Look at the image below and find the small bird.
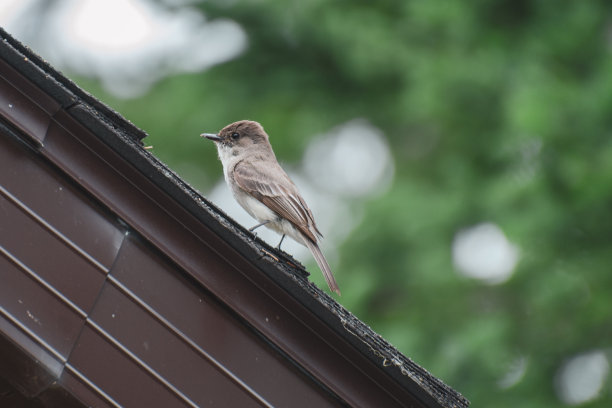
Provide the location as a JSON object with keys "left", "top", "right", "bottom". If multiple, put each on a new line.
{"left": 201, "top": 120, "right": 341, "bottom": 295}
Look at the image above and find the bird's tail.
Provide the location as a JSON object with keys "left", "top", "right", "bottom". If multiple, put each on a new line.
{"left": 305, "top": 239, "right": 341, "bottom": 296}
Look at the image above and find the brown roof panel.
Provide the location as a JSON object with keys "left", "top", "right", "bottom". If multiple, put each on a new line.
{"left": 68, "top": 325, "right": 192, "bottom": 408}
{"left": 0, "top": 114, "right": 125, "bottom": 271}
{"left": 0, "top": 251, "right": 84, "bottom": 360}
{"left": 0, "top": 191, "right": 106, "bottom": 313}
{"left": 0, "top": 331, "right": 86, "bottom": 408}
{"left": 91, "top": 283, "right": 270, "bottom": 407}
{"left": 0, "top": 58, "right": 59, "bottom": 145}
{"left": 109, "top": 235, "right": 343, "bottom": 408}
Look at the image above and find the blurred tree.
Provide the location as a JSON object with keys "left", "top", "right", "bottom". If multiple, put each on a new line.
{"left": 65, "top": 0, "right": 612, "bottom": 406}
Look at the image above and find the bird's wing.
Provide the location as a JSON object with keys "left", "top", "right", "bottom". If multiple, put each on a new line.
{"left": 233, "top": 160, "right": 321, "bottom": 242}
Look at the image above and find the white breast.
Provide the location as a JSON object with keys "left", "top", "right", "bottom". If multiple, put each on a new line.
{"left": 215, "top": 143, "right": 307, "bottom": 246}
{"left": 233, "top": 188, "right": 277, "bottom": 222}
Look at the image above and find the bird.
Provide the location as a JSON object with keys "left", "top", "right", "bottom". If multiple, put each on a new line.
{"left": 201, "top": 120, "right": 341, "bottom": 295}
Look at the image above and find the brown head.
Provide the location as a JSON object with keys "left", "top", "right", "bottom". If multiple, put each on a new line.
{"left": 201, "top": 120, "right": 272, "bottom": 156}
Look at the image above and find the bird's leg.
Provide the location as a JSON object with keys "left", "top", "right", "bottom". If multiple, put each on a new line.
{"left": 276, "top": 234, "right": 286, "bottom": 250}
{"left": 249, "top": 220, "right": 270, "bottom": 232}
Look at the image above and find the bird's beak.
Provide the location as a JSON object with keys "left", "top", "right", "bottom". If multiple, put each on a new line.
{"left": 201, "top": 133, "right": 222, "bottom": 142}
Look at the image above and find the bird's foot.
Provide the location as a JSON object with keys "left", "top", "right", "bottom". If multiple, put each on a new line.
{"left": 249, "top": 220, "right": 270, "bottom": 232}
{"left": 276, "top": 234, "right": 286, "bottom": 250}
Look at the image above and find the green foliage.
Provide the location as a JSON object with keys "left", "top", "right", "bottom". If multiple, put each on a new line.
{"left": 78, "top": 0, "right": 612, "bottom": 405}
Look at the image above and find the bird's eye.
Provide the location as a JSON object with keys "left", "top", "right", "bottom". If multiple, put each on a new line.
{"left": 231, "top": 132, "right": 240, "bottom": 140}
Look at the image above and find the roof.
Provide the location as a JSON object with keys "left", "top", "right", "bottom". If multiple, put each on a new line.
{"left": 0, "top": 28, "right": 469, "bottom": 408}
